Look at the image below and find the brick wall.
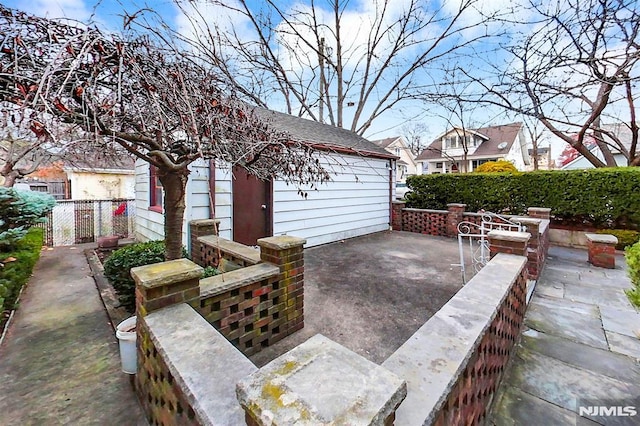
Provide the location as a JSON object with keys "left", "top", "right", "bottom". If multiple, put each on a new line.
{"left": 433, "top": 263, "right": 527, "bottom": 425}
{"left": 383, "top": 248, "right": 529, "bottom": 425}
{"left": 196, "top": 264, "right": 287, "bottom": 356}
{"left": 393, "top": 205, "right": 550, "bottom": 280}
{"left": 402, "top": 208, "right": 449, "bottom": 236}
{"left": 136, "top": 315, "right": 201, "bottom": 425}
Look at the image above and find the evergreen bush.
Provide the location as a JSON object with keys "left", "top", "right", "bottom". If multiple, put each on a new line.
{"left": 0, "top": 188, "right": 55, "bottom": 249}
{"left": 596, "top": 229, "right": 640, "bottom": 250}
{"left": 405, "top": 168, "right": 640, "bottom": 229}
{"left": 0, "top": 228, "right": 43, "bottom": 314}
{"left": 103, "top": 241, "right": 190, "bottom": 312}
{"left": 624, "top": 241, "right": 640, "bottom": 308}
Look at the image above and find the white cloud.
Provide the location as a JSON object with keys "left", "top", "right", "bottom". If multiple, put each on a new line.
{"left": 12, "top": 0, "right": 94, "bottom": 22}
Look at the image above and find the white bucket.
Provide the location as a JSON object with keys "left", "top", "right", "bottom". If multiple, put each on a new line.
{"left": 116, "top": 316, "right": 137, "bottom": 374}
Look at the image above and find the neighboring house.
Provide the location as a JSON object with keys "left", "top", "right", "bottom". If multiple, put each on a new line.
{"left": 560, "top": 123, "right": 635, "bottom": 170}
{"left": 525, "top": 147, "right": 554, "bottom": 171}
{"left": 135, "top": 108, "right": 396, "bottom": 248}
{"left": 371, "top": 136, "right": 418, "bottom": 182}
{"left": 416, "top": 123, "right": 530, "bottom": 174}
{"left": 26, "top": 156, "right": 135, "bottom": 200}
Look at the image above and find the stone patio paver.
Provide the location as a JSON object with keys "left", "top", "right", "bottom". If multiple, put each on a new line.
{"left": 491, "top": 246, "right": 640, "bottom": 426}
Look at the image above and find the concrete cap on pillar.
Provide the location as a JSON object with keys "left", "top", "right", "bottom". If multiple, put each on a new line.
{"left": 237, "top": 334, "right": 406, "bottom": 425}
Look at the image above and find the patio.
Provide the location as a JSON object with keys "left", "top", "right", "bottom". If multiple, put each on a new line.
{"left": 249, "top": 230, "right": 469, "bottom": 367}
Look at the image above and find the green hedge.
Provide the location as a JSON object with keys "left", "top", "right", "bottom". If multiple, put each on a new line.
{"left": 625, "top": 241, "right": 640, "bottom": 308}
{"left": 0, "top": 228, "right": 43, "bottom": 314}
{"left": 102, "top": 241, "right": 217, "bottom": 313}
{"left": 405, "top": 168, "right": 640, "bottom": 229}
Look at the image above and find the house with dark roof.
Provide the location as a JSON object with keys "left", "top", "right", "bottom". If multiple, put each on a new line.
{"left": 415, "top": 123, "right": 530, "bottom": 174}
{"left": 135, "top": 108, "right": 397, "bottom": 248}
{"left": 370, "top": 136, "right": 418, "bottom": 182}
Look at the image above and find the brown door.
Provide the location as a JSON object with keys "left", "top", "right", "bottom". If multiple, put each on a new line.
{"left": 232, "top": 166, "right": 272, "bottom": 246}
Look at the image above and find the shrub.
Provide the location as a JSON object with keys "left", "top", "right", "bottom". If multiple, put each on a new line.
{"left": 405, "top": 168, "right": 640, "bottom": 228}
{"left": 202, "top": 266, "right": 219, "bottom": 278}
{"left": 103, "top": 241, "right": 189, "bottom": 312}
{"left": 0, "top": 228, "right": 43, "bottom": 314}
{"left": 0, "top": 188, "right": 55, "bottom": 249}
{"left": 624, "top": 241, "right": 640, "bottom": 308}
{"left": 474, "top": 160, "right": 518, "bottom": 173}
{"left": 596, "top": 229, "right": 640, "bottom": 250}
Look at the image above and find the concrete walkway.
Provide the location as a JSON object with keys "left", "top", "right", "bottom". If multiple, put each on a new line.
{"left": 490, "top": 246, "right": 640, "bottom": 425}
{"left": 0, "top": 245, "right": 146, "bottom": 425}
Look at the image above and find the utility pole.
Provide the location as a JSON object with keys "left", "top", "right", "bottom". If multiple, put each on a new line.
{"left": 318, "top": 37, "right": 325, "bottom": 124}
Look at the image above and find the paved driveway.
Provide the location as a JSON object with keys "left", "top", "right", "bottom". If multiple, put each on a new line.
{"left": 250, "top": 230, "right": 466, "bottom": 366}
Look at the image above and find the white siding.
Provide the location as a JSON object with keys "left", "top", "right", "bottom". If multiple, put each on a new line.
{"left": 135, "top": 159, "right": 212, "bottom": 247}
{"left": 213, "top": 164, "right": 233, "bottom": 241}
{"left": 272, "top": 154, "right": 391, "bottom": 247}
{"left": 135, "top": 155, "right": 392, "bottom": 248}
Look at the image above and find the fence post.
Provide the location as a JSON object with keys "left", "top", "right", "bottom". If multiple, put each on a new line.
{"left": 488, "top": 230, "right": 531, "bottom": 259}
{"left": 527, "top": 207, "right": 551, "bottom": 220}
{"left": 392, "top": 201, "right": 406, "bottom": 231}
{"left": 447, "top": 203, "right": 466, "bottom": 237}
{"left": 189, "top": 219, "right": 221, "bottom": 266}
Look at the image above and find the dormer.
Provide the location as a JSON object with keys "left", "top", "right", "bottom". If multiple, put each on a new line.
{"left": 440, "top": 128, "right": 489, "bottom": 153}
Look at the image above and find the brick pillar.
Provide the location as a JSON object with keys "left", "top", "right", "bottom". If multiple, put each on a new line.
{"left": 132, "top": 259, "right": 203, "bottom": 318}
{"left": 527, "top": 207, "right": 551, "bottom": 220}
{"left": 488, "top": 230, "right": 531, "bottom": 258}
{"left": 189, "top": 219, "right": 220, "bottom": 265}
{"left": 392, "top": 201, "right": 406, "bottom": 231}
{"left": 447, "top": 203, "right": 467, "bottom": 237}
{"left": 257, "top": 236, "right": 306, "bottom": 335}
{"left": 585, "top": 233, "right": 618, "bottom": 269}
{"left": 131, "top": 259, "right": 203, "bottom": 393}
{"left": 514, "top": 217, "right": 542, "bottom": 279}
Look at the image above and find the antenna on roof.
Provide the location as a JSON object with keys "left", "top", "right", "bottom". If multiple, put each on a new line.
{"left": 497, "top": 142, "right": 508, "bottom": 150}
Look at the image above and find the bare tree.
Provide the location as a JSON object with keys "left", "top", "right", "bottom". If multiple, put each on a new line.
{"left": 400, "top": 121, "right": 428, "bottom": 156}
{"left": 465, "top": 0, "right": 639, "bottom": 167}
{"left": 157, "top": 0, "right": 500, "bottom": 137}
{"left": 0, "top": 6, "right": 330, "bottom": 259}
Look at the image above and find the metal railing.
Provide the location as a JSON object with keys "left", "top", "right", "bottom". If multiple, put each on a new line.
{"left": 455, "top": 212, "right": 525, "bottom": 284}
{"left": 37, "top": 199, "right": 136, "bottom": 247}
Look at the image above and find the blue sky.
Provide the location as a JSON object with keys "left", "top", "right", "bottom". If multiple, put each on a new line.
{"left": 1, "top": 0, "right": 547, "bottom": 150}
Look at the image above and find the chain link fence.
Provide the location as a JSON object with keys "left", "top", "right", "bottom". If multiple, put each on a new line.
{"left": 37, "top": 199, "right": 136, "bottom": 246}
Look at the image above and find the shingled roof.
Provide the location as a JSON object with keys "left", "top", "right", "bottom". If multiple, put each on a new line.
{"left": 416, "top": 123, "right": 523, "bottom": 160}
{"left": 253, "top": 108, "right": 393, "bottom": 159}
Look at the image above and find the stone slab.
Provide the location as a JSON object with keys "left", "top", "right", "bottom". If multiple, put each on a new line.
{"left": 534, "top": 281, "right": 564, "bottom": 298}
{"left": 519, "top": 328, "right": 640, "bottom": 384}
{"left": 198, "top": 235, "right": 262, "bottom": 264}
{"left": 145, "top": 303, "right": 257, "bottom": 425}
{"left": 491, "top": 385, "right": 599, "bottom": 426}
{"left": 199, "top": 263, "right": 280, "bottom": 298}
{"left": 606, "top": 331, "right": 640, "bottom": 359}
{"left": 131, "top": 258, "right": 203, "bottom": 289}
{"left": 600, "top": 305, "right": 640, "bottom": 339}
{"left": 505, "top": 347, "right": 636, "bottom": 415}
{"left": 585, "top": 233, "right": 618, "bottom": 244}
{"left": 237, "top": 334, "right": 406, "bottom": 425}
{"left": 563, "top": 282, "right": 632, "bottom": 310}
{"left": 525, "top": 295, "right": 608, "bottom": 349}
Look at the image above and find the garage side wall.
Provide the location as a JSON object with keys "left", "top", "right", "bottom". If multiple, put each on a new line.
{"left": 272, "top": 154, "right": 391, "bottom": 247}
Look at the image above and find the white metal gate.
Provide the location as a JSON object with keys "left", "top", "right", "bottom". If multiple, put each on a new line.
{"left": 455, "top": 212, "right": 525, "bottom": 284}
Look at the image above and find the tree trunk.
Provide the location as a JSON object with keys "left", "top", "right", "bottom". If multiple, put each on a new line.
{"left": 158, "top": 168, "right": 189, "bottom": 260}
{"left": 1, "top": 164, "right": 18, "bottom": 187}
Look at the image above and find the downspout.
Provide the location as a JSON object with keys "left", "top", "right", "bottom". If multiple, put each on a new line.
{"left": 389, "top": 159, "right": 394, "bottom": 228}
{"left": 208, "top": 159, "right": 216, "bottom": 219}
